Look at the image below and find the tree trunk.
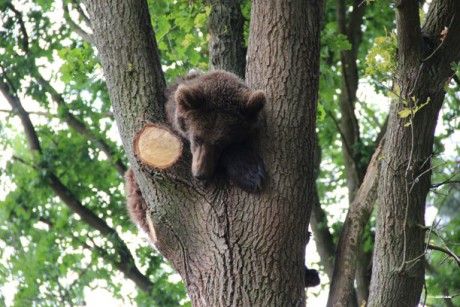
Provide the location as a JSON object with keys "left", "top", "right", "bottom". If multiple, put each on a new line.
{"left": 207, "top": 0, "right": 246, "bottom": 78}
{"left": 327, "top": 1, "right": 371, "bottom": 305}
{"left": 336, "top": 0, "right": 366, "bottom": 201}
{"left": 310, "top": 141, "right": 335, "bottom": 279}
{"left": 327, "top": 143, "right": 382, "bottom": 307}
{"left": 368, "top": 1, "right": 460, "bottom": 306}
{"left": 84, "top": 0, "right": 323, "bottom": 305}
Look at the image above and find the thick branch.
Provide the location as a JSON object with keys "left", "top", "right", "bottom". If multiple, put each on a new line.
{"left": 422, "top": 0, "right": 460, "bottom": 67}
{"left": 368, "top": 2, "right": 460, "bottom": 305}
{"left": 5, "top": 3, "right": 29, "bottom": 53}
{"left": 334, "top": 2, "right": 369, "bottom": 302}
{"left": 207, "top": 0, "right": 246, "bottom": 78}
{"left": 133, "top": 124, "right": 182, "bottom": 169}
{"left": 396, "top": 0, "right": 423, "bottom": 68}
{"left": 327, "top": 140, "right": 383, "bottom": 307}
{"left": 0, "top": 79, "right": 41, "bottom": 155}
{"left": 336, "top": 0, "right": 367, "bottom": 201}
{"left": 1, "top": 78, "right": 153, "bottom": 294}
{"left": 310, "top": 140, "right": 335, "bottom": 279}
{"left": 34, "top": 73, "right": 127, "bottom": 176}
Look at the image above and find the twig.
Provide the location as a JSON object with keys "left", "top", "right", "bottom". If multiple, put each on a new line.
{"left": 158, "top": 25, "right": 179, "bottom": 41}
{"left": 432, "top": 180, "right": 460, "bottom": 188}
{"left": 427, "top": 244, "right": 460, "bottom": 267}
{"left": 409, "top": 160, "right": 445, "bottom": 193}
{"left": 62, "top": 0, "right": 94, "bottom": 44}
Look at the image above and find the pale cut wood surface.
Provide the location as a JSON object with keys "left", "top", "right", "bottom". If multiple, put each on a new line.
{"left": 134, "top": 124, "right": 182, "bottom": 169}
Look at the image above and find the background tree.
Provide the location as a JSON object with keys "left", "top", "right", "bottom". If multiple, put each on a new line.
{"left": 1, "top": 0, "right": 459, "bottom": 306}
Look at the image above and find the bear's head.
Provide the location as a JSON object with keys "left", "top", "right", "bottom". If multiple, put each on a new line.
{"left": 174, "top": 72, "right": 266, "bottom": 180}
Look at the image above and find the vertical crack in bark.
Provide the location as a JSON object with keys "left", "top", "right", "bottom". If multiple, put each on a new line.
{"left": 224, "top": 200, "right": 235, "bottom": 306}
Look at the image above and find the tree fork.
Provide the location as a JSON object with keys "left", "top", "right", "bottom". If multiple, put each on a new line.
{"left": 85, "top": 0, "right": 324, "bottom": 305}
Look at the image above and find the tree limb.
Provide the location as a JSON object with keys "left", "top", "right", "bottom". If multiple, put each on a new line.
{"left": 310, "top": 140, "right": 335, "bottom": 279}
{"left": 327, "top": 139, "right": 383, "bottom": 307}
{"left": 396, "top": 0, "right": 423, "bottom": 67}
{"left": 1, "top": 77, "right": 154, "bottom": 294}
{"left": 206, "top": 0, "right": 246, "bottom": 78}
{"left": 5, "top": 3, "right": 29, "bottom": 53}
{"left": 34, "top": 73, "right": 127, "bottom": 176}
{"left": 62, "top": 0, "right": 94, "bottom": 44}
{"left": 4, "top": 3, "right": 123, "bottom": 175}
{"left": 0, "top": 75, "right": 41, "bottom": 155}
{"left": 427, "top": 244, "right": 460, "bottom": 267}
{"left": 71, "top": 0, "right": 91, "bottom": 28}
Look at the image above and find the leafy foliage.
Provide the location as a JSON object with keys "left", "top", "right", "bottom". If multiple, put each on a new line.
{"left": 0, "top": 0, "right": 459, "bottom": 305}
{"left": 148, "top": 0, "right": 209, "bottom": 81}
{"left": 0, "top": 0, "right": 188, "bottom": 305}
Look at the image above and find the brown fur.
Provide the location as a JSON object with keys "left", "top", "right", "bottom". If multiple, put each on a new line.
{"left": 125, "top": 168, "right": 151, "bottom": 239}
{"left": 126, "top": 71, "right": 267, "bottom": 241}
{"left": 166, "top": 70, "right": 267, "bottom": 191}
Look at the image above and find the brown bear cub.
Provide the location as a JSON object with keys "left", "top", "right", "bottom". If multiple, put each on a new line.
{"left": 165, "top": 70, "right": 267, "bottom": 192}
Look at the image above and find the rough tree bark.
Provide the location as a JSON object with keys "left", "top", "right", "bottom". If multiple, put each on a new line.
{"left": 335, "top": 2, "right": 373, "bottom": 303}
{"left": 336, "top": 0, "right": 366, "bottom": 200}
{"left": 368, "top": 1, "right": 460, "bottom": 306}
{"left": 207, "top": 0, "right": 246, "bottom": 78}
{"left": 327, "top": 142, "right": 382, "bottom": 307}
{"left": 84, "top": 0, "right": 323, "bottom": 306}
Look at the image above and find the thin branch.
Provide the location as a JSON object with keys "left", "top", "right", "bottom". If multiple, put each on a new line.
{"left": 409, "top": 159, "right": 444, "bottom": 193}
{"left": 71, "top": 0, "right": 92, "bottom": 28}
{"left": 432, "top": 180, "right": 460, "bottom": 188}
{"left": 427, "top": 244, "right": 460, "bottom": 267}
{"left": 398, "top": 97, "right": 416, "bottom": 273}
{"left": 0, "top": 74, "right": 41, "bottom": 155}
{"left": 12, "top": 155, "right": 34, "bottom": 167}
{"left": 5, "top": 3, "right": 29, "bottom": 52}
{"left": 4, "top": 4, "right": 121, "bottom": 174}
{"left": 3, "top": 80, "right": 154, "bottom": 294}
{"left": 326, "top": 109, "right": 355, "bottom": 164}
{"left": 34, "top": 73, "right": 127, "bottom": 176}
{"left": 158, "top": 25, "right": 178, "bottom": 41}
{"left": 3, "top": 5, "right": 124, "bottom": 176}
{"left": 0, "top": 108, "right": 113, "bottom": 119}
{"left": 62, "top": 0, "right": 94, "bottom": 44}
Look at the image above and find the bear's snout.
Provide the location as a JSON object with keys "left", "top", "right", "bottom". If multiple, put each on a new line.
{"left": 192, "top": 145, "right": 219, "bottom": 180}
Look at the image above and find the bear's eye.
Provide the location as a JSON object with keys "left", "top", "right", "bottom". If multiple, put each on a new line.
{"left": 193, "top": 136, "right": 203, "bottom": 146}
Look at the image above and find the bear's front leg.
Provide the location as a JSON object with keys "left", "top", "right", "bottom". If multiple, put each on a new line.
{"left": 220, "top": 142, "right": 266, "bottom": 193}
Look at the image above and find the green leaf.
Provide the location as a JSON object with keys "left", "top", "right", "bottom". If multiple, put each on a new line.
{"left": 398, "top": 109, "right": 412, "bottom": 118}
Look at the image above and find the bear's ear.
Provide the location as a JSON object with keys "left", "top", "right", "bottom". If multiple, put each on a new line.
{"left": 175, "top": 84, "right": 203, "bottom": 113}
{"left": 243, "top": 90, "right": 266, "bottom": 116}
